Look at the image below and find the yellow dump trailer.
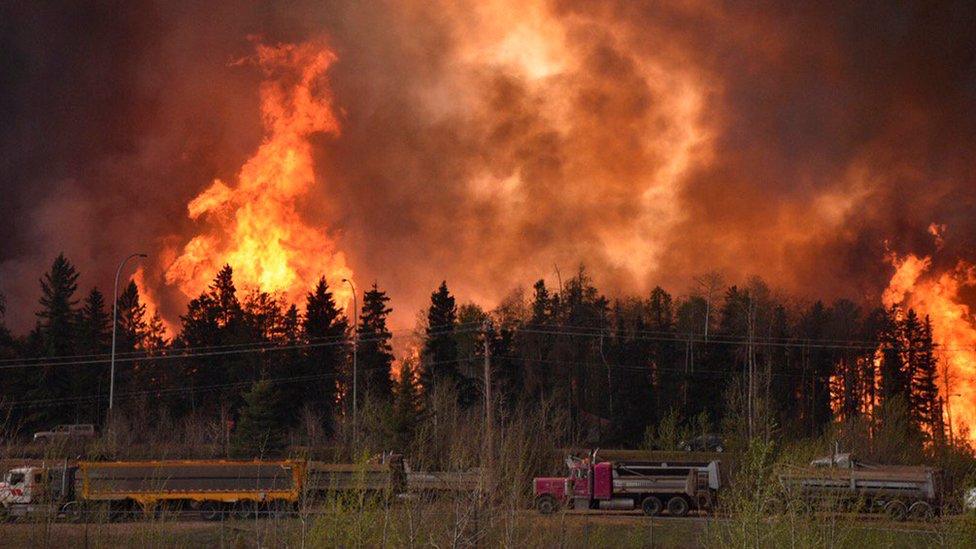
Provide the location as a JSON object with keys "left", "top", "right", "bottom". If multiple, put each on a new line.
{"left": 76, "top": 460, "right": 303, "bottom": 519}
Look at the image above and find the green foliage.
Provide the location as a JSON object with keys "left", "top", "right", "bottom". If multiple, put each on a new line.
{"left": 357, "top": 283, "right": 394, "bottom": 402}
{"left": 421, "top": 281, "right": 461, "bottom": 396}
{"left": 301, "top": 277, "right": 349, "bottom": 428}
{"left": 232, "top": 379, "right": 287, "bottom": 457}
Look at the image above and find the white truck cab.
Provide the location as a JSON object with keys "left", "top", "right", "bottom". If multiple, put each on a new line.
{"left": 0, "top": 467, "right": 43, "bottom": 507}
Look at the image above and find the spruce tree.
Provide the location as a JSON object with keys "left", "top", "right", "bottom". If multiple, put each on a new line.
{"left": 232, "top": 379, "right": 287, "bottom": 457}
{"left": 879, "top": 307, "right": 908, "bottom": 407}
{"left": 914, "top": 316, "right": 943, "bottom": 444}
{"left": 390, "top": 360, "right": 421, "bottom": 451}
{"left": 302, "top": 277, "right": 348, "bottom": 430}
{"left": 29, "top": 254, "right": 81, "bottom": 426}
{"left": 357, "top": 283, "right": 394, "bottom": 402}
{"left": 80, "top": 288, "right": 111, "bottom": 354}
{"left": 36, "top": 253, "right": 80, "bottom": 357}
{"left": 520, "top": 279, "right": 556, "bottom": 399}
{"left": 79, "top": 288, "right": 111, "bottom": 421}
{"left": 420, "top": 281, "right": 460, "bottom": 396}
{"left": 177, "top": 265, "right": 249, "bottom": 415}
{"left": 115, "top": 281, "right": 147, "bottom": 352}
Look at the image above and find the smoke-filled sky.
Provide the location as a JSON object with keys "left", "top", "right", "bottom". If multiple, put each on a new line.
{"left": 2, "top": 0, "right": 975, "bottom": 334}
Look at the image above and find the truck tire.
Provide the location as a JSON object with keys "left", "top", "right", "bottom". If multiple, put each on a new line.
{"left": 536, "top": 495, "right": 558, "bottom": 515}
{"left": 61, "top": 502, "right": 83, "bottom": 523}
{"left": 884, "top": 500, "right": 908, "bottom": 522}
{"left": 667, "top": 496, "right": 690, "bottom": 517}
{"left": 641, "top": 496, "right": 663, "bottom": 516}
{"left": 200, "top": 501, "right": 222, "bottom": 521}
{"left": 234, "top": 501, "right": 255, "bottom": 519}
{"left": 908, "top": 501, "right": 935, "bottom": 521}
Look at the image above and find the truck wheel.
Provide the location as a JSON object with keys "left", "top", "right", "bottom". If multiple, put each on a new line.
{"left": 885, "top": 500, "right": 908, "bottom": 522}
{"left": 667, "top": 496, "right": 690, "bottom": 517}
{"left": 908, "top": 501, "right": 935, "bottom": 521}
{"left": 200, "top": 501, "right": 222, "bottom": 521}
{"left": 536, "top": 495, "right": 558, "bottom": 515}
{"left": 234, "top": 501, "right": 256, "bottom": 519}
{"left": 641, "top": 496, "right": 663, "bottom": 516}
{"left": 61, "top": 502, "right": 83, "bottom": 523}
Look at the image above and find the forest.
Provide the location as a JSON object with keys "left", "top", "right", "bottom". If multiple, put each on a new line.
{"left": 0, "top": 253, "right": 964, "bottom": 463}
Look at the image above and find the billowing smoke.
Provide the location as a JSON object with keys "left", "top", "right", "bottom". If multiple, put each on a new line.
{"left": 1, "top": 0, "right": 975, "bottom": 333}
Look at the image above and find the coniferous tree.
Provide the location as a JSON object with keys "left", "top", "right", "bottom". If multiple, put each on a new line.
{"left": 302, "top": 277, "right": 348, "bottom": 431}
{"left": 79, "top": 288, "right": 111, "bottom": 421}
{"left": 390, "top": 359, "right": 421, "bottom": 451}
{"left": 80, "top": 288, "right": 111, "bottom": 354}
{"left": 177, "top": 265, "right": 248, "bottom": 415}
{"left": 879, "top": 307, "right": 908, "bottom": 408}
{"left": 796, "top": 300, "right": 833, "bottom": 436}
{"left": 232, "top": 379, "right": 287, "bottom": 457}
{"left": 520, "top": 279, "right": 557, "bottom": 399}
{"left": 914, "top": 316, "right": 943, "bottom": 444}
{"left": 357, "top": 283, "right": 394, "bottom": 402}
{"left": 421, "top": 281, "right": 460, "bottom": 395}
{"left": 647, "top": 287, "right": 679, "bottom": 413}
{"left": 29, "top": 254, "right": 81, "bottom": 426}
{"left": 115, "top": 281, "right": 147, "bottom": 352}
{"left": 36, "top": 253, "right": 80, "bottom": 357}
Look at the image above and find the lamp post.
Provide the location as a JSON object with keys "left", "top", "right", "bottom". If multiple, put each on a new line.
{"left": 109, "top": 253, "right": 147, "bottom": 416}
{"left": 342, "top": 278, "right": 358, "bottom": 432}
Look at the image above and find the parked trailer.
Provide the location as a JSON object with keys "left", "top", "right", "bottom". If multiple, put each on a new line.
{"left": 0, "top": 460, "right": 303, "bottom": 521}
{"left": 777, "top": 453, "right": 942, "bottom": 521}
{"left": 305, "top": 459, "right": 406, "bottom": 495}
{"left": 534, "top": 452, "right": 721, "bottom": 516}
{"left": 405, "top": 469, "right": 480, "bottom": 494}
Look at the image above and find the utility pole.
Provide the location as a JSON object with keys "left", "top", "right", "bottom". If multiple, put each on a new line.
{"left": 109, "top": 252, "right": 147, "bottom": 421}
{"left": 342, "top": 278, "right": 358, "bottom": 435}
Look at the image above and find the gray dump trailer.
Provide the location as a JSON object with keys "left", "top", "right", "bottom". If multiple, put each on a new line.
{"left": 777, "top": 454, "right": 942, "bottom": 521}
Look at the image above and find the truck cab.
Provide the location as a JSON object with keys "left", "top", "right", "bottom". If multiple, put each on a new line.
{"left": 534, "top": 453, "right": 721, "bottom": 516}
{"left": 0, "top": 465, "right": 76, "bottom": 520}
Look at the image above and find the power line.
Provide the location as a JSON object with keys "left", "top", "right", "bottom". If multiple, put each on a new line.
{"left": 0, "top": 321, "right": 485, "bottom": 366}
{"left": 0, "top": 324, "right": 484, "bottom": 371}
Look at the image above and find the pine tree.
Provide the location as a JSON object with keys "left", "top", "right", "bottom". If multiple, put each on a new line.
{"left": 420, "top": 281, "right": 460, "bottom": 394}
{"left": 80, "top": 288, "right": 111, "bottom": 354}
{"left": 177, "top": 265, "right": 250, "bottom": 416}
{"left": 879, "top": 307, "right": 908, "bottom": 407}
{"left": 78, "top": 288, "right": 111, "bottom": 422}
{"left": 521, "top": 279, "right": 556, "bottom": 399}
{"left": 914, "top": 316, "right": 943, "bottom": 444}
{"left": 29, "top": 254, "right": 82, "bottom": 426}
{"left": 36, "top": 253, "right": 80, "bottom": 357}
{"left": 357, "top": 283, "right": 394, "bottom": 402}
{"left": 115, "top": 281, "right": 147, "bottom": 352}
{"left": 302, "top": 277, "right": 348, "bottom": 430}
{"left": 390, "top": 359, "right": 421, "bottom": 451}
{"left": 232, "top": 379, "right": 287, "bottom": 457}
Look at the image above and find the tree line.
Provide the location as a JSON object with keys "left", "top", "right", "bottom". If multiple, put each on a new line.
{"left": 0, "top": 255, "right": 957, "bottom": 457}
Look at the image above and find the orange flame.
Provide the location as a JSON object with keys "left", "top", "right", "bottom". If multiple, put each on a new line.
{"left": 133, "top": 266, "right": 175, "bottom": 338}
{"left": 164, "top": 40, "right": 353, "bottom": 310}
{"left": 882, "top": 250, "right": 976, "bottom": 443}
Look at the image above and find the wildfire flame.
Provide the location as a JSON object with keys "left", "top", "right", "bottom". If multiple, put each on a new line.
{"left": 164, "top": 40, "right": 353, "bottom": 310}
{"left": 882, "top": 249, "right": 976, "bottom": 443}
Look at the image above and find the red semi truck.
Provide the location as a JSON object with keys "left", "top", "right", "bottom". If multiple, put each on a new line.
{"left": 534, "top": 452, "right": 721, "bottom": 516}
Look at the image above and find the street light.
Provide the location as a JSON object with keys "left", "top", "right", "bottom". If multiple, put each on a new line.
{"left": 342, "top": 278, "right": 358, "bottom": 432}
{"left": 109, "top": 253, "right": 147, "bottom": 416}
